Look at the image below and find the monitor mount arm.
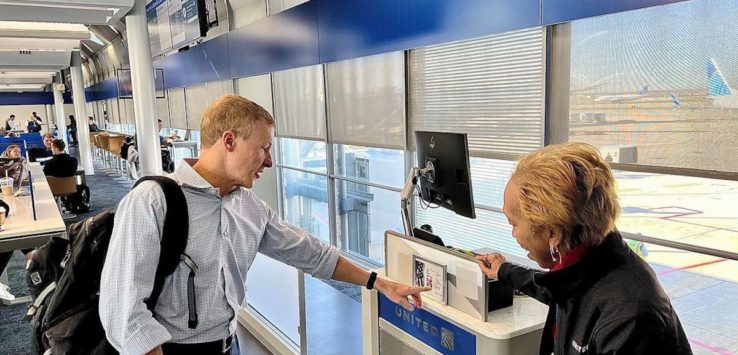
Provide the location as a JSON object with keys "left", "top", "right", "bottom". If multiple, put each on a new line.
{"left": 400, "top": 161, "right": 436, "bottom": 237}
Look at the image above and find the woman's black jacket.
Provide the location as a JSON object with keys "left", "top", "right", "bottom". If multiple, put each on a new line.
{"left": 498, "top": 231, "right": 692, "bottom": 355}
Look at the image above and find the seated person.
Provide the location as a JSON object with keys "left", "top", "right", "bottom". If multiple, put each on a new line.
{"left": 158, "top": 119, "right": 180, "bottom": 145}
{"left": 0, "top": 144, "right": 21, "bottom": 160}
{"left": 28, "top": 133, "right": 54, "bottom": 162}
{"left": 0, "top": 144, "right": 29, "bottom": 184}
{"left": 88, "top": 116, "right": 100, "bottom": 132}
{"left": 43, "top": 139, "right": 78, "bottom": 177}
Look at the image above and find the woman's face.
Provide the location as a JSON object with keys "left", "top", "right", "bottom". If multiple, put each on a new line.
{"left": 503, "top": 178, "right": 558, "bottom": 269}
{"left": 8, "top": 148, "right": 20, "bottom": 159}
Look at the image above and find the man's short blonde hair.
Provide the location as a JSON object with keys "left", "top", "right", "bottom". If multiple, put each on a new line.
{"left": 512, "top": 142, "right": 620, "bottom": 253}
{"left": 200, "top": 95, "right": 275, "bottom": 148}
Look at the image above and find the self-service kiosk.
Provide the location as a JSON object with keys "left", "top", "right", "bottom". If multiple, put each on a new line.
{"left": 362, "top": 231, "right": 548, "bottom": 355}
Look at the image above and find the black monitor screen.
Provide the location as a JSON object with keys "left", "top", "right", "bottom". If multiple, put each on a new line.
{"left": 415, "top": 131, "right": 476, "bottom": 219}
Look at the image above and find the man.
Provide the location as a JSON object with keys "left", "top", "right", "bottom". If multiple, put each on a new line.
{"left": 88, "top": 116, "right": 100, "bottom": 132}
{"left": 100, "top": 96, "right": 429, "bottom": 355}
{"left": 158, "top": 119, "right": 179, "bottom": 145}
{"left": 43, "top": 139, "right": 78, "bottom": 177}
{"left": 5, "top": 114, "right": 15, "bottom": 131}
{"left": 28, "top": 133, "right": 54, "bottom": 162}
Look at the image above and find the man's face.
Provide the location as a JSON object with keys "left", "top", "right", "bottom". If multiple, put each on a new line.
{"left": 43, "top": 136, "right": 53, "bottom": 148}
{"left": 158, "top": 121, "right": 163, "bottom": 131}
{"left": 503, "top": 179, "right": 557, "bottom": 269}
{"left": 226, "top": 120, "right": 273, "bottom": 189}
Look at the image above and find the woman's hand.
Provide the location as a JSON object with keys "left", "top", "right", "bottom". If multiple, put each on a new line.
{"left": 475, "top": 253, "right": 507, "bottom": 279}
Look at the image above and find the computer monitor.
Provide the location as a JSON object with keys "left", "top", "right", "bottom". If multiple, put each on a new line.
{"left": 414, "top": 131, "right": 476, "bottom": 219}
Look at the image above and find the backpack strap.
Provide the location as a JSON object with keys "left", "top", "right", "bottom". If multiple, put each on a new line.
{"left": 132, "top": 176, "right": 197, "bottom": 328}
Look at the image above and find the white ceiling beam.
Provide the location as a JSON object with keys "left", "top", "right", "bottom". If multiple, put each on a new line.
{"left": 0, "top": 0, "right": 134, "bottom": 25}
{"left": 0, "top": 77, "right": 53, "bottom": 84}
{"left": 0, "top": 38, "right": 80, "bottom": 51}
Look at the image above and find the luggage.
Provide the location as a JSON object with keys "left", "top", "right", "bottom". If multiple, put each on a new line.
{"left": 61, "top": 184, "right": 91, "bottom": 214}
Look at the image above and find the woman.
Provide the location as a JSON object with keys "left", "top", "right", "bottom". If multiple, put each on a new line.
{"left": 1, "top": 144, "right": 21, "bottom": 159}
{"left": 477, "top": 142, "right": 691, "bottom": 355}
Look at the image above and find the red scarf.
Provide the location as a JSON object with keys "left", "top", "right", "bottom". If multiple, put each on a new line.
{"left": 549, "top": 244, "right": 590, "bottom": 342}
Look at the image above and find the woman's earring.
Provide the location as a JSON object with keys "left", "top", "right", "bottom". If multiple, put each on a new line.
{"left": 550, "top": 246, "right": 560, "bottom": 262}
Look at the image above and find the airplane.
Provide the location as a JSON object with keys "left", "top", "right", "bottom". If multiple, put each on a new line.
{"left": 706, "top": 58, "right": 738, "bottom": 108}
{"left": 594, "top": 85, "right": 649, "bottom": 103}
{"left": 669, "top": 93, "right": 681, "bottom": 111}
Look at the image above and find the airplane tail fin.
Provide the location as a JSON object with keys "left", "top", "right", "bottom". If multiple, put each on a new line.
{"left": 669, "top": 93, "right": 681, "bottom": 111}
{"left": 707, "top": 58, "right": 732, "bottom": 97}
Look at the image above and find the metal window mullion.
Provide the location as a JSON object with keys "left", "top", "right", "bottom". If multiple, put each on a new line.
{"left": 404, "top": 49, "right": 417, "bottom": 234}
{"left": 330, "top": 175, "right": 402, "bottom": 193}
{"left": 275, "top": 164, "right": 328, "bottom": 177}
{"left": 323, "top": 63, "right": 339, "bottom": 250}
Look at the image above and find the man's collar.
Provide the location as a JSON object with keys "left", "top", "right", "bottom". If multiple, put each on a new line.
{"left": 171, "top": 159, "right": 216, "bottom": 190}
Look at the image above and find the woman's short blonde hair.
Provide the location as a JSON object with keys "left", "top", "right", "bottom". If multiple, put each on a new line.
{"left": 200, "top": 95, "right": 275, "bottom": 148}
{"left": 512, "top": 142, "right": 619, "bottom": 253}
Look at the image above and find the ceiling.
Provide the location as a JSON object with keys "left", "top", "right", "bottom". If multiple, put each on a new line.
{"left": 0, "top": 0, "right": 134, "bottom": 92}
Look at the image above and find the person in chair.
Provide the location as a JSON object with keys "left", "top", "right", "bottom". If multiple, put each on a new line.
{"left": 43, "top": 139, "right": 78, "bottom": 177}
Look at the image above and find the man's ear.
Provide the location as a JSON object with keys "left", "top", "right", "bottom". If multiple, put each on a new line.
{"left": 222, "top": 131, "right": 236, "bottom": 152}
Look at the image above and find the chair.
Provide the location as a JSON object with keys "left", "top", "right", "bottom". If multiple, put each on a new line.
{"left": 46, "top": 176, "right": 78, "bottom": 219}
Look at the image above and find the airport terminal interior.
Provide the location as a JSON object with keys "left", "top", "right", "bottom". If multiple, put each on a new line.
{"left": 0, "top": 0, "right": 737, "bottom": 354}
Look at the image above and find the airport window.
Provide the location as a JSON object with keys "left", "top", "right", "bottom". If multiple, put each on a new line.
{"left": 185, "top": 84, "right": 207, "bottom": 131}
{"left": 415, "top": 204, "right": 527, "bottom": 260}
{"left": 167, "top": 88, "right": 187, "bottom": 129}
{"left": 467, "top": 157, "right": 516, "bottom": 210}
{"left": 336, "top": 181, "right": 402, "bottom": 264}
{"left": 614, "top": 170, "right": 738, "bottom": 255}
{"left": 627, "top": 240, "right": 738, "bottom": 354}
{"left": 281, "top": 168, "right": 330, "bottom": 242}
{"left": 568, "top": 0, "right": 738, "bottom": 173}
{"left": 272, "top": 65, "right": 326, "bottom": 140}
{"left": 326, "top": 52, "right": 406, "bottom": 150}
{"left": 408, "top": 27, "right": 545, "bottom": 157}
{"left": 280, "top": 137, "right": 327, "bottom": 174}
{"left": 334, "top": 144, "right": 405, "bottom": 189}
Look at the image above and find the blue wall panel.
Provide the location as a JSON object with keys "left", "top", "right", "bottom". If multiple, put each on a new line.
{"left": 155, "top": 34, "right": 231, "bottom": 89}
{"left": 542, "top": 0, "right": 688, "bottom": 24}
{"left": 0, "top": 92, "right": 54, "bottom": 105}
{"left": 228, "top": 1, "right": 320, "bottom": 78}
{"left": 317, "top": 0, "right": 541, "bottom": 63}
{"left": 85, "top": 78, "right": 118, "bottom": 102}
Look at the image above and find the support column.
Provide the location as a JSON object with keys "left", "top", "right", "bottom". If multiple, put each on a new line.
{"left": 70, "top": 51, "right": 95, "bottom": 175}
{"left": 126, "top": 0, "right": 162, "bottom": 176}
{"left": 52, "top": 75, "right": 67, "bottom": 147}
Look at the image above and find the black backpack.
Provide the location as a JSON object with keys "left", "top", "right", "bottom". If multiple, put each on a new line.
{"left": 25, "top": 176, "right": 196, "bottom": 355}
{"left": 120, "top": 137, "right": 135, "bottom": 160}
{"left": 61, "top": 184, "right": 91, "bottom": 214}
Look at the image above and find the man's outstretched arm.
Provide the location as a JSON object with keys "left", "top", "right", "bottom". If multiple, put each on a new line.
{"left": 331, "top": 255, "right": 430, "bottom": 311}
